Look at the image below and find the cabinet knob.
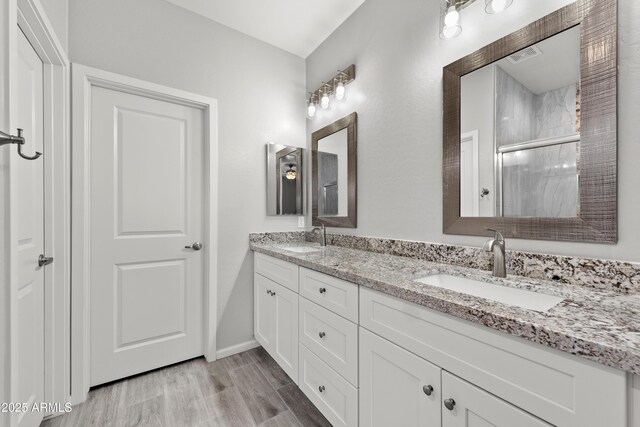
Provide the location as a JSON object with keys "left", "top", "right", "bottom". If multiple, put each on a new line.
{"left": 423, "top": 385, "right": 434, "bottom": 396}
{"left": 272, "top": 291, "right": 276, "bottom": 296}
{"left": 318, "top": 385, "right": 326, "bottom": 393}
{"left": 444, "top": 398, "right": 456, "bottom": 411}
{"left": 319, "top": 287, "right": 327, "bottom": 294}
{"left": 319, "top": 332, "right": 326, "bottom": 339}
{"left": 266, "top": 290, "right": 271, "bottom": 295}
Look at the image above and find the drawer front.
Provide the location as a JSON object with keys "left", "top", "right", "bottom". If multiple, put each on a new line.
{"left": 299, "top": 267, "right": 358, "bottom": 322}
{"left": 254, "top": 252, "right": 298, "bottom": 292}
{"left": 360, "top": 287, "right": 627, "bottom": 427}
{"left": 299, "top": 344, "right": 358, "bottom": 427}
{"left": 299, "top": 297, "right": 358, "bottom": 386}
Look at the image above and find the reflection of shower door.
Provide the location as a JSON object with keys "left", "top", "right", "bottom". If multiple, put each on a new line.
{"left": 317, "top": 152, "right": 339, "bottom": 216}
{"left": 497, "top": 134, "right": 579, "bottom": 218}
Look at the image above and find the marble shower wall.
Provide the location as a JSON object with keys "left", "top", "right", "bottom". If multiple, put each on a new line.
{"left": 495, "top": 66, "right": 579, "bottom": 217}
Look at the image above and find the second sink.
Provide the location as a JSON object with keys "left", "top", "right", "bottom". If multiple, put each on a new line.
{"left": 414, "top": 274, "right": 563, "bottom": 312}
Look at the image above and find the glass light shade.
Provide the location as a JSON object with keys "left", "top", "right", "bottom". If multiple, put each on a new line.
{"left": 485, "top": 0, "right": 513, "bottom": 14}
{"left": 444, "top": 6, "right": 460, "bottom": 26}
{"left": 286, "top": 170, "right": 297, "bottom": 180}
{"left": 320, "top": 92, "right": 330, "bottom": 109}
{"left": 307, "top": 99, "right": 316, "bottom": 118}
{"left": 442, "top": 25, "right": 462, "bottom": 39}
{"left": 335, "top": 81, "right": 346, "bottom": 101}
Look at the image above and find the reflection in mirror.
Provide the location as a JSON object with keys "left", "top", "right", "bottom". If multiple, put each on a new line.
{"left": 266, "top": 143, "right": 304, "bottom": 216}
{"left": 312, "top": 112, "right": 357, "bottom": 228}
{"left": 317, "top": 128, "right": 348, "bottom": 217}
{"left": 460, "top": 26, "right": 580, "bottom": 218}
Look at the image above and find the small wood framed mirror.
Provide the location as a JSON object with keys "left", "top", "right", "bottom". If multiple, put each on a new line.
{"left": 312, "top": 112, "right": 357, "bottom": 228}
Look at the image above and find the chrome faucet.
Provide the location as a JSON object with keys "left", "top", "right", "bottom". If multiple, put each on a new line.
{"left": 311, "top": 222, "right": 327, "bottom": 246}
{"left": 482, "top": 228, "right": 506, "bottom": 278}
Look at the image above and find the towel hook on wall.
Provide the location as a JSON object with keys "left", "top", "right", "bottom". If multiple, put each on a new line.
{"left": 0, "top": 128, "right": 42, "bottom": 160}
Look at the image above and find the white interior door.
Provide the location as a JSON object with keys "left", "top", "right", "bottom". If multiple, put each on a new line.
{"left": 460, "top": 131, "right": 479, "bottom": 217}
{"left": 15, "top": 28, "right": 45, "bottom": 427}
{"left": 89, "top": 84, "right": 205, "bottom": 386}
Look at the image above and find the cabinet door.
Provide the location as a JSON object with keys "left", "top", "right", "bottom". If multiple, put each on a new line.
{"left": 254, "top": 273, "right": 275, "bottom": 350}
{"left": 360, "top": 328, "right": 441, "bottom": 427}
{"left": 442, "top": 371, "right": 551, "bottom": 427}
{"left": 272, "top": 281, "right": 299, "bottom": 384}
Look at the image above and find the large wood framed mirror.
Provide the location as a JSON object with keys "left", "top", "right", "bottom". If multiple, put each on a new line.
{"left": 443, "top": 0, "right": 617, "bottom": 242}
{"left": 312, "top": 112, "right": 357, "bottom": 228}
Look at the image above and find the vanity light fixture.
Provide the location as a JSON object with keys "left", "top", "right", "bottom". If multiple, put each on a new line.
{"left": 307, "top": 92, "right": 317, "bottom": 119}
{"left": 285, "top": 164, "right": 297, "bottom": 180}
{"left": 306, "top": 65, "right": 356, "bottom": 119}
{"left": 440, "top": 0, "right": 513, "bottom": 39}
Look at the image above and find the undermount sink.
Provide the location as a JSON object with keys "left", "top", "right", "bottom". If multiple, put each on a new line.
{"left": 415, "top": 274, "right": 563, "bottom": 312}
{"left": 282, "top": 246, "right": 324, "bottom": 254}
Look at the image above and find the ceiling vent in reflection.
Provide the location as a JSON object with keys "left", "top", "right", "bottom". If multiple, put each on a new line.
{"left": 506, "top": 45, "right": 542, "bottom": 64}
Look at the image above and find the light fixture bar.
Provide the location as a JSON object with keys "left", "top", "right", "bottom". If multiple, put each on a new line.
{"left": 309, "top": 64, "right": 356, "bottom": 105}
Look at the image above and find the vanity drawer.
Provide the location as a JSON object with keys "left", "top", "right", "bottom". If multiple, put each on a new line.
{"left": 254, "top": 252, "right": 298, "bottom": 292}
{"left": 359, "top": 287, "right": 626, "bottom": 427}
{"left": 299, "top": 297, "right": 358, "bottom": 386}
{"left": 299, "top": 344, "right": 358, "bottom": 427}
{"left": 299, "top": 267, "right": 358, "bottom": 322}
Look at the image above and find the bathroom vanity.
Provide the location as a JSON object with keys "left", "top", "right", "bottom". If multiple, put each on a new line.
{"left": 251, "top": 238, "right": 639, "bottom": 427}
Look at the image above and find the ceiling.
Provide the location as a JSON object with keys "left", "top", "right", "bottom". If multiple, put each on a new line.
{"left": 164, "top": 0, "right": 367, "bottom": 58}
{"left": 495, "top": 26, "right": 580, "bottom": 95}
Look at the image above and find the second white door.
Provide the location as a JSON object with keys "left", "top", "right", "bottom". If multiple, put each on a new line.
{"left": 89, "top": 84, "right": 205, "bottom": 386}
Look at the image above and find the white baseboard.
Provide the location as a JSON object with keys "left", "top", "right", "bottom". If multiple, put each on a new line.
{"left": 216, "top": 339, "right": 260, "bottom": 359}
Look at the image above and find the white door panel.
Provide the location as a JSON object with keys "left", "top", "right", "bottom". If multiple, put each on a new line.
{"left": 15, "top": 28, "right": 45, "bottom": 427}
{"left": 89, "top": 86, "right": 205, "bottom": 386}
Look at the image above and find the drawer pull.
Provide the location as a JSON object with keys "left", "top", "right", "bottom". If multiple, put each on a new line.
{"left": 319, "top": 331, "right": 326, "bottom": 339}
{"left": 272, "top": 291, "right": 276, "bottom": 296}
{"left": 319, "top": 287, "right": 327, "bottom": 294}
{"left": 267, "top": 289, "right": 271, "bottom": 295}
{"left": 444, "top": 398, "right": 456, "bottom": 411}
{"left": 423, "top": 385, "right": 434, "bottom": 396}
{"left": 319, "top": 385, "right": 326, "bottom": 393}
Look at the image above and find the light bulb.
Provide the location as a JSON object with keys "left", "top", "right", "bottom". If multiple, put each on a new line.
{"left": 444, "top": 6, "right": 459, "bottom": 27}
{"left": 335, "top": 81, "right": 346, "bottom": 101}
{"left": 321, "top": 92, "right": 330, "bottom": 110}
{"left": 307, "top": 100, "right": 316, "bottom": 118}
{"left": 485, "top": 0, "right": 512, "bottom": 14}
{"left": 442, "top": 25, "right": 461, "bottom": 39}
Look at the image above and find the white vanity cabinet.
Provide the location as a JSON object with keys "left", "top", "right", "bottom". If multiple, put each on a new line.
{"left": 359, "top": 328, "right": 441, "bottom": 427}
{"left": 253, "top": 252, "right": 632, "bottom": 427}
{"left": 254, "top": 253, "right": 299, "bottom": 383}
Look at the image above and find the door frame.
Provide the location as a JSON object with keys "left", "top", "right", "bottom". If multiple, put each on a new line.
{"left": 1, "top": 0, "right": 70, "bottom": 424}
{"left": 70, "top": 64, "right": 219, "bottom": 404}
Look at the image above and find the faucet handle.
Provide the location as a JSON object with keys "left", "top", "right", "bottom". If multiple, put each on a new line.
{"left": 485, "top": 228, "right": 505, "bottom": 242}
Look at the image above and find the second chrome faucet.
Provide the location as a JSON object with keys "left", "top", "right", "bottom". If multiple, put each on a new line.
{"left": 483, "top": 228, "right": 506, "bottom": 278}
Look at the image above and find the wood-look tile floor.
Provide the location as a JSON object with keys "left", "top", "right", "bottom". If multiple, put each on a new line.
{"left": 41, "top": 346, "right": 331, "bottom": 427}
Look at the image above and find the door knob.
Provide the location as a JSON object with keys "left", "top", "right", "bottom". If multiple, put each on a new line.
{"left": 185, "top": 242, "right": 203, "bottom": 251}
{"left": 38, "top": 254, "right": 54, "bottom": 267}
{"left": 444, "top": 398, "right": 456, "bottom": 411}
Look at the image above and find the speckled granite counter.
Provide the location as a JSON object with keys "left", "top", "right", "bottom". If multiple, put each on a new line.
{"left": 250, "top": 239, "right": 640, "bottom": 375}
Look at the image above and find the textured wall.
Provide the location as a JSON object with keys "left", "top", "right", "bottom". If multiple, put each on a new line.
{"left": 306, "top": 0, "right": 640, "bottom": 263}
{"left": 68, "top": 0, "right": 306, "bottom": 351}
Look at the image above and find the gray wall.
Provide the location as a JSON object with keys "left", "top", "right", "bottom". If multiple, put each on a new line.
{"left": 39, "top": 0, "right": 68, "bottom": 52}
{"left": 68, "top": 0, "right": 307, "bottom": 351}
{"left": 306, "top": 0, "right": 640, "bottom": 263}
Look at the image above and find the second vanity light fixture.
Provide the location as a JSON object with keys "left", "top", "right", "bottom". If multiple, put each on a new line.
{"left": 440, "top": 0, "right": 514, "bottom": 39}
{"left": 307, "top": 64, "right": 356, "bottom": 119}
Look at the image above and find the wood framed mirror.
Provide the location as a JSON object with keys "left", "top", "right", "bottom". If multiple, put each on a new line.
{"left": 443, "top": 0, "right": 617, "bottom": 243}
{"left": 312, "top": 112, "right": 357, "bottom": 228}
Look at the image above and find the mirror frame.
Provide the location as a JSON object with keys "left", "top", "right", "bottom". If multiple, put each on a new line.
{"left": 443, "top": 0, "right": 617, "bottom": 243}
{"left": 312, "top": 112, "right": 358, "bottom": 228}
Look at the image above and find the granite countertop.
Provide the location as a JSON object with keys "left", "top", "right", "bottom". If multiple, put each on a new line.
{"left": 250, "top": 241, "right": 640, "bottom": 375}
